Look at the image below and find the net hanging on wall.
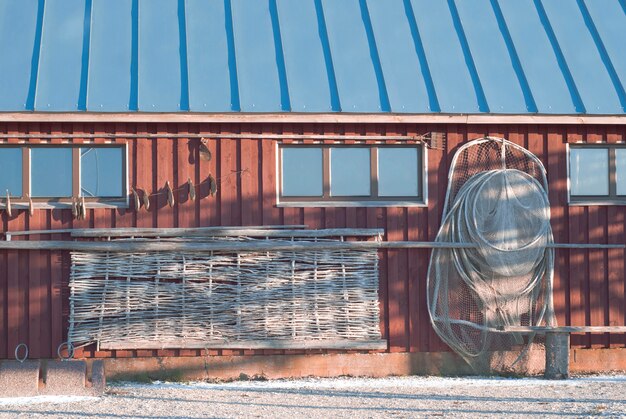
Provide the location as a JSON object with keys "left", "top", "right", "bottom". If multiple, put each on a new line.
{"left": 427, "top": 137, "right": 556, "bottom": 373}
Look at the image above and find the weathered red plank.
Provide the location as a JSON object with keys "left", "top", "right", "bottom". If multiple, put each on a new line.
{"left": 585, "top": 127, "right": 609, "bottom": 348}
{"left": 546, "top": 127, "right": 570, "bottom": 331}
{"left": 607, "top": 125, "right": 625, "bottom": 347}
{"left": 27, "top": 123, "right": 45, "bottom": 358}
{"left": 135, "top": 123, "right": 152, "bottom": 229}
{"left": 261, "top": 124, "right": 280, "bottom": 226}
{"left": 219, "top": 131, "right": 238, "bottom": 227}
{"left": 385, "top": 125, "right": 409, "bottom": 353}
{"left": 567, "top": 126, "right": 590, "bottom": 348}
{"left": 176, "top": 123, "right": 196, "bottom": 229}
{"left": 156, "top": 124, "right": 175, "bottom": 229}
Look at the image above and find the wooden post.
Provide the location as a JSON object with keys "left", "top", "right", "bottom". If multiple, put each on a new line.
{"left": 545, "top": 331, "right": 570, "bottom": 379}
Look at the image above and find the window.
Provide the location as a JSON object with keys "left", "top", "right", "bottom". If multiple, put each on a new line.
{"left": 278, "top": 144, "right": 426, "bottom": 206}
{"left": 0, "top": 145, "right": 127, "bottom": 207}
{"left": 568, "top": 144, "right": 626, "bottom": 205}
{"left": 80, "top": 147, "right": 124, "bottom": 198}
{"left": 282, "top": 148, "right": 323, "bottom": 196}
{"left": 31, "top": 148, "right": 73, "bottom": 197}
{"left": 0, "top": 148, "right": 22, "bottom": 197}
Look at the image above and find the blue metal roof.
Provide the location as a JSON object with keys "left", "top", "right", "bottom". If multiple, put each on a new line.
{"left": 0, "top": 0, "right": 624, "bottom": 114}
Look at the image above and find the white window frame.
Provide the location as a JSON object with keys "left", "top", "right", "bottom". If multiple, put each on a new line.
{"left": 276, "top": 142, "right": 428, "bottom": 208}
{"left": 0, "top": 143, "right": 129, "bottom": 209}
{"left": 567, "top": 143, "right": 626, "bottom": 206}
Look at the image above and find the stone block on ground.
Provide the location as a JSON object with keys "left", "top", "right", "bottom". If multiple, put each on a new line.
{"left": 0, "top": 360, "right": 41, "bottom": 397}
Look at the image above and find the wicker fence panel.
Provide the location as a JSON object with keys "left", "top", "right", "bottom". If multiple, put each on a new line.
{"left": 68, "top": 240, "right": 382, "bottom": 350}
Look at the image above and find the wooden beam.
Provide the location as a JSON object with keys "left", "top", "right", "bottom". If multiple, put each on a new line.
{"left": 99, "top": 339, "right": 388, "bottom": 350}
{"left": 0, "top": 132, "right": 418, "bottom": 141}
{"left": 0, "top": 239, "right": 385, "bottom": 252}
{"left": 69, "top": 227, "right": 384, "bottom": 238}
{"left": 0, "top": 112, "right": 465, "bottom": 124}
{"left": 2, "top": 225, "right": 308, "bottom": 239}
{"left": 501, "top": 326, "right": 626, "bottom": 333}
{"left": 0, "top": 239, "right": 622, "bottom": 252}
{"left": 1, "top": 112, "right": 626, "bottom": 125}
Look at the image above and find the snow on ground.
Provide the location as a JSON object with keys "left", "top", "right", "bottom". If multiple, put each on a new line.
{"left": 1, "top": 375, "right": 626, "bottom": 418}
{"left": 137, "top": 374, "right": 626, "bottom": 390}
{"left": 0, "top": 395, "right": 98, "bottom": 406}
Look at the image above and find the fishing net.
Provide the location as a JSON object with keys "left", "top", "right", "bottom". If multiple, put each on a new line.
{"left": 427, "top": 137, "right": 556, "bottom": 374}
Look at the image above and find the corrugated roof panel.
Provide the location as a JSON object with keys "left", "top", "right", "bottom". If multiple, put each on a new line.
{"left": 582, "top": 0, "right": 626, "bottom": 109}
{"left": 185, "top": 0, "right": 234, "bottom": 112}
{"left": 137, "top": 0, "right": 185, "bottom": 111}
{"left": 0, "top": 0, "right": 40, "bottom": 111}
{"left": 541, "top": 0, "right": 623, "bottom": 114}
{"left": 498, "top": 0, "right": 578, "bottom": 114}
{"left": 409, "top": 0, "right": 480, "bottom": 113}
{"left": 0, "top": 0, "right": 625, "bottom": 115}
{"left": 231, "top": 0, "right": 285, "bottom": 112}
{"left": 275, "top": 0, "right": 333, "bottom": 112}
{"left": 35, "top": 0, "right": 88, "bottom": 111}
{"left": 455, "top": 0, "right": 529, "bottom": 113}
{"left": 87, "top": 0, "right": 133, "bottom": 111}
{"left": 321, "top": 0, "right": 383, "bottom": 112}
{"left": 366, "top": 0, "right": 432, "bottom": 113}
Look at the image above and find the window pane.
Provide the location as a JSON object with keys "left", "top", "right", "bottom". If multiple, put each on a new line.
{"left": 569, "top": 148, "right": 609, "bottom": 196}
{"left": 617, "top": 149, "right": 626, "bottom": 196}
{"left": 330, "top": 148, "right": 370, "bottom": 196}
{"left": 0, "top": 148, "right": 22, "bottom": 197}
{"left": 378, "top": 148, "right": 419, "bottom": 197}
{"left": 282, "top": 148, "right": 323, "bottom": 196}
{"left": 31, "top": 148, "right": 73, "bottom": 197}
{"left": 81, "top": 148, "right": 124, "bottom": 197}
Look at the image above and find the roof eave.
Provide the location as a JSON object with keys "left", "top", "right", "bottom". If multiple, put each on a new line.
{"left": 0, "top": 112, "right": 625, "bottom": 125}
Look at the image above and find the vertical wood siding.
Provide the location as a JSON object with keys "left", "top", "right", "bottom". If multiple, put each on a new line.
{"left": 0, "top": 122, "right": 625, "bottom": 359}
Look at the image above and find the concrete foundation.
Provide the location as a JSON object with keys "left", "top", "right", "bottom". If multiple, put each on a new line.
{"left": 96, "top": 348, "right": 626, "bottom": 382}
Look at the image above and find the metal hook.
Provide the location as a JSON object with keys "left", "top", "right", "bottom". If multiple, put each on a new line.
{"left": 57, "top": 341, "right": 75, "bottom": 361}
{"left": 14, "top": 343, "right": 28, "bottom": 363}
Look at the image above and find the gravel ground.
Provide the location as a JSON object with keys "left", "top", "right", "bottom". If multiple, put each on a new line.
{"left": 1, "top": 375, "right": 626, "bottom": 418}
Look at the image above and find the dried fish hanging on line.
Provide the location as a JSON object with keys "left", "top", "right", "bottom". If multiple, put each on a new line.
{"left": 166, "top": 181, "right": 175, "bottom": 207}
{"left": 5, "top": 190, "right": 11, "bottom": 217}
{"left": 129, "top": 168, "right": 245, "bottom": 214}
{"left": 199, "top": 138, "right": 212, "bottom": 161}
{"left": 139, "top": 189, "right": 150, "bottom": 211}
{"left": 208, "top": 174, "right": 217, "bottom": 196}
{"left": 71, "top": 197, "right": 87, "bottom": 220}
{"left": 28, "top": 195, "right": 34, "bottom": 217}
{"left": 188, "top": 178, "right": 196, "bottom": 201}
{"left": 131, "top": 188, "right": 141, "bottom": 210}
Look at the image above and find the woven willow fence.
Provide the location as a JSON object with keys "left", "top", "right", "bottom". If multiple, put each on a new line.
{"left": 68, "top": 236, "right": 383, "bottom": 350}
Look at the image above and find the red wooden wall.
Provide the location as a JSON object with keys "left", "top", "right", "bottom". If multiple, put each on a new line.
{"left": 0, "top": 121, "right": 625, "bottom": 360}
